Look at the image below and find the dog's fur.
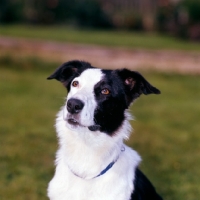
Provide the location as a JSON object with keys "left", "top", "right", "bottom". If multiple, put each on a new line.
{"left": 47, "top": 60, "right": 163, "bottom": 200}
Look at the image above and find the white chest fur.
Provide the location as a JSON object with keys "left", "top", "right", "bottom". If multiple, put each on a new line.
{"left": 47, "top": 109, "right": 141, "bottom": 200}
{"left": 48, "top": 147, "right": 140, "bottom": 200}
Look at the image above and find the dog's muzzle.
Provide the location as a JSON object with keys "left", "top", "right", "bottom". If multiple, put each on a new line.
{"left": 66, "top": 98, "right": 101, "bottom": 132}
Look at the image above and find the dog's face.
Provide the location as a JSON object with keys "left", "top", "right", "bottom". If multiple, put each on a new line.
{"left": 48, "top": 60, "right": 160, "bottom": 135}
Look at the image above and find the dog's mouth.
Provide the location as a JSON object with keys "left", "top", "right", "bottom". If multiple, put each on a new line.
{"left": 67, "top": 118, "right": 82, "bottom": 126}
{"left": 66, "top": 117, "right": 101, "bottom": 131}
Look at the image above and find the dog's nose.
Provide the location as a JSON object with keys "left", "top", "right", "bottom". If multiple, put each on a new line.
{"left": 67, "top": 98, "right": 84, "bottom": 114}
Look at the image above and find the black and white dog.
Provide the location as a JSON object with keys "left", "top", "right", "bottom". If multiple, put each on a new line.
{"left": 47, "top": 60, "right": 163, "bottom": 200}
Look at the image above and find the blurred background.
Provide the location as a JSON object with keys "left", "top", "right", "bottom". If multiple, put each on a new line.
{"left": 0, "top": 0, "right": 200, "bottom": 200}
{"left": 1, "top": 0, "right": 200, "bottom": 40}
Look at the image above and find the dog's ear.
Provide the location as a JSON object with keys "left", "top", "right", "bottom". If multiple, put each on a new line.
{"left": 116, "top": 68, "right": 160, "bottom": 105}
{"left": 47, "top": 60, "right": 93, "bottom": 90}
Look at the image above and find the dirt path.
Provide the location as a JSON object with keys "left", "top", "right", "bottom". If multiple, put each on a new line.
{"left": 0, "top": 36, "right": 200, "bottom": 74}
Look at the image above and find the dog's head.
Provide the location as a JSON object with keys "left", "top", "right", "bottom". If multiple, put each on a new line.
{"left": 48, "top": 60, "right": 160, "bottom": 135}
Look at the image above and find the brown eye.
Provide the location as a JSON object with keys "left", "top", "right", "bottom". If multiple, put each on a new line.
{"left": 72, "top": 81, "right": 79, "bottom": 87}
{"left": 101, "top": 88, "right": 110, "bottom": 95}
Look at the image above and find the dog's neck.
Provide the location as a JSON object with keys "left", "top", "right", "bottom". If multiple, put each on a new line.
{"left": 68, "top": 145, "right": 126, "bottom": 179}
{"left": 55, "top": 109, "right": 132, "bottom": 179}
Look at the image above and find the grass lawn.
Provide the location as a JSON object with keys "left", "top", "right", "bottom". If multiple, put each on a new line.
{"left": 1, "top": 25, "right": 200, "bottom": 51}
{"left": 0, "top": 56, "right": 200, "bottom": 200}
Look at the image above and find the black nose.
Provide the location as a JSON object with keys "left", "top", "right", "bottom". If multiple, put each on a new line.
{"left": 67, "top": 98, "right": 84, "bottom": 114}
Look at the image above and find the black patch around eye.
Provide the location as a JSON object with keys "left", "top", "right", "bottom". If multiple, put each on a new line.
{"left": 94, "top": 81, "right": 111, "bottom": 98}
{"left": 93, "top": 72, "right": 128, "bottom": 135}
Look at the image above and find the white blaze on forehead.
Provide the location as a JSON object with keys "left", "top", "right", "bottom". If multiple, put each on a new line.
{"left": 78, "top": 68, "right": 103, "bottom": 88}
{"left": 68, "top": 68, "right": 103, "bottom": 97}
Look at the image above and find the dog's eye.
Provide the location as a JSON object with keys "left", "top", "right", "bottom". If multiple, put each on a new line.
{"left": 101, "top": 88, "right": 110, "bottom": 95}
{"left": 72, "top": 81, "right": 79, "bottom": 87}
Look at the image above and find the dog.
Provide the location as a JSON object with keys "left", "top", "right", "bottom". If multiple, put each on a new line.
{"left": 47, "top": 60, "right": 163, "bottom": 200}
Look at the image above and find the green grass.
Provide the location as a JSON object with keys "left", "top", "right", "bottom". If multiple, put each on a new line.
{"left": 1, "top": 25, "right": 200, "bottom": 51}
{"left": 0, "top": 56, "right": 200, "bottom": 200}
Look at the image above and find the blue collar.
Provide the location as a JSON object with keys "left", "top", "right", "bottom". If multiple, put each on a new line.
{"left": 70, "top": 146, "right": 125, "bottom": 179}
{"left": 95, "top": 160, "right": 116, "bottom": 178}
